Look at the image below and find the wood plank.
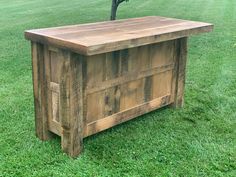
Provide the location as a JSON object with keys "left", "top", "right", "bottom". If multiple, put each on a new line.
{"left": 86, "top": 51, "right": 122, "bottom": 123}
{"left": 85, "top": 53, "right": 106, "bottom": 123}
{"left": 81, "top": 56, "right": 88, "bottom": 137}
{"left": 150, "top": 40, "right": 175, "bottom": 67}
{"left": 87, "top": 24, "right": 212, "bottom": 55}
{"left": 69, "top": 53, "right": 84, "bottom": 157}
{"left": 86, "top": 54, "right": 105, "bottom": 86}
{"left": 48, "top": 120, "right": 62, "bottom": 136}
{"left": 59, "top": 50, "right": 84, "bottom": 157}
{"left": 25, "top": 16, "right": 213, "bottom": 56}
{"left": 126, "top": 47, "right": 139, "bottom": 72}
{"left": 120, "top": 79, "right": 145, "bottom": 111}
{"left": 50, "top": 82, "right": 60, "bottom": 122}
{"left": 144, "top": 76, "right": 153, "bottom": 102}
{"left": 50, "top": 82, "right": 60, "bottom": 93}
{"left": 61, "top": 21, "right": 189, "bottom": 43}
{"left": 28, "top": 16, "right": 161, "bottom": 36}
{"left": 104, "top": 86, "right": 121, "bottom": 117}
{"left": 170, "top": 40, "right": 179, "bottom": 103}
{"left": 51, "top": 90, "right": 60, "bottom": 122}
{"left": 86, "top": 91, "right": 105, "bottom": 123}
{"left": 137, "top": 45, "right": 151, "bottom": 71}
{"left": 43, "top": 45, "right": 60, "bottom": 134}
{"left": 86, "top": 95, "right": 171, "bottom": 137}
{"left": 31, "top": 42, "right": 52, "bottom": 140}
{"left": 86, "top": 63, "right": 174, "bottom": 94}
{"left": 152, "top": 71, "right": 173, "bottom": 99}
{"left": 120, "top": 49, "right": 129, "bottom": 75}
{"left": 70, "top": 21, "right": 212, "bottom": 45}
{"left": 172, "top": 37, "right": 188, "bottom": 108}
{"left": 50, "top": 50, "right": 63, "bottom": 83}
{"left": 26, "top": 17, "right": 208, "bottom": 40}
{"left": 104, "top": 51, "right": 121, "bottom": 117}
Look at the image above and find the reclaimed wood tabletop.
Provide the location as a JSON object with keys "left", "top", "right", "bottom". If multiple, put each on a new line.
{"left": 25, "top": 16, "right": 213, "bottom": 56}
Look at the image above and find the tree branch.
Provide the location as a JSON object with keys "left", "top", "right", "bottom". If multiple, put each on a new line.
{"left": 110, "top": 0, "right": 128, "bottom": 20}
{"left": 117, "top": 0, "right": 126, "bottom": 5}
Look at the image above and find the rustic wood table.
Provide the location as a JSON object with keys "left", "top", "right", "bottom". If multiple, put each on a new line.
{"left": 25, "top": 16, "right": 213, "bottom": 157}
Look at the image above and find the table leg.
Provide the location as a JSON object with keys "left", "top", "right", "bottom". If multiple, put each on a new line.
{"left": 31, "top": 42, "right": 53, "bottom": 140}
{"left": 59, "top": 52, "right": 84, "bottom": 157}
{"left": 172, "top": 37, "right": 188, "bottom": 108}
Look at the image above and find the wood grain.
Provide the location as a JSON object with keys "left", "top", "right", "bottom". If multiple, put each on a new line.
{"left": 172, "top": 37, "right": 188, "bottom": 108}
{"left": 31, "top": 42, "right": 52, "bottom": 140}
{"left": 28, "top": 16, "right": 212, "bottom": 157}
{"left": 85, "top": 40, "right": 176, "bottom": 126}
{"left": 57, "top": 50, "right": 84, "bottom": 157}
{"left": 25, "top": 16, "right": 213, "bottom": 56}
{"left": 86, "top": 95, "right": 171, "bottom": 137}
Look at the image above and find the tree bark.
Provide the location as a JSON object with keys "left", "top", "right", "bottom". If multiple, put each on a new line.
{"left": 110, "top": 0, "right": 126, "bottom": 20}
{"left": 110, "top": 0, "right": 118, "bottom": 20}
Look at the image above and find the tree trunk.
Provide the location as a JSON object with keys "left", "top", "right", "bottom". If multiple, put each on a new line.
{"left": 110, "top": 0, "right": 118, "bottom": 20}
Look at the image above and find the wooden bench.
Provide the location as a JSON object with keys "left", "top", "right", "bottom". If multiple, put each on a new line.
{"left": 25, "top": 16, "right": 213, "bottom": 157}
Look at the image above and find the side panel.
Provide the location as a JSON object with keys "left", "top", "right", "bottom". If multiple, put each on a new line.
{"left": 39, "top": 38, "right": 187, "bottom": 139}
{"left": 85, "top": 39, "right": 178, "bottom": 137}
{"left": 41, "top": 46, "right": 84, "bottom": 157}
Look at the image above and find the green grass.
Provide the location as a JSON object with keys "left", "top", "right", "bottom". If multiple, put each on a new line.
{"left": 0, "top": 0, "right": 236, "bottom": 176}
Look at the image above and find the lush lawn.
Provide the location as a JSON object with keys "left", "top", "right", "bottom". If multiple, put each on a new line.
{"left": 0, "top": 0, "right": 236, "bottom": 176}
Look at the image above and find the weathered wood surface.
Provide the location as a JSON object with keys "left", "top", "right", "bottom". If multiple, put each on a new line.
{"left": 32, "top": 40, "right": 178, "bottom": 134}
{"left": 31, "top": 38, "right": 190, "bottom": 156}
{"left": 28, "top": 17, "right": 213, "bottom": 157}
{"left": 84, "top": 40, "right": 175, "bottom": 136}
{"left": 25, "top": 16, "right": 213, "bottom": 56}
{"left": 172, "top": 37, "right": 188, "bottom": 108}
{"left": 33, "top": 45, "right": 84, "bottom": 157}
{"left": 58, "top": 51, "right": 84, "bottom": 157}
{"left": 31, "top": 42, "right": 53, "bottom": 140}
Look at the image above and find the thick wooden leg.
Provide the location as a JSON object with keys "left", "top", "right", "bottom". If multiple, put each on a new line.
{"left": 172, "top": 37, "right": 188, "bottom": 108}
{"left": 31, "top": 42, "right": 53, "bottom": 140}
{"left": 59, "top": 52, "right": 84, "bottom": 157}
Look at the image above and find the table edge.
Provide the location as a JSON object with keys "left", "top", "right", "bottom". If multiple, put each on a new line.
{"left": 24, "top": 17, "right": 214, "bottom": 56}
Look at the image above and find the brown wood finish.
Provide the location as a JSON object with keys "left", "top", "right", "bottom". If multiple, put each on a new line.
{"left": 59, "top": 51, "right": 84, "bottom": 157}
{"left": 31, "top": 42, "right": 53, "bottom": 140}
{"left": 26, "top": 16, "right": 213, "bottom": 157}
{"left": 25, "top": 16, "right": 213, "bottom": 56}
{"left": 172, "top": 37, "right": 188, "bottom": 108}
{"left": 86, "top": 95, "right": 171, "bottom": 137}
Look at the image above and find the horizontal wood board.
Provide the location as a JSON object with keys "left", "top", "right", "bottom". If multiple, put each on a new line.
{"left": 25, "top": 16, "right": 213, "bottom": 55}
